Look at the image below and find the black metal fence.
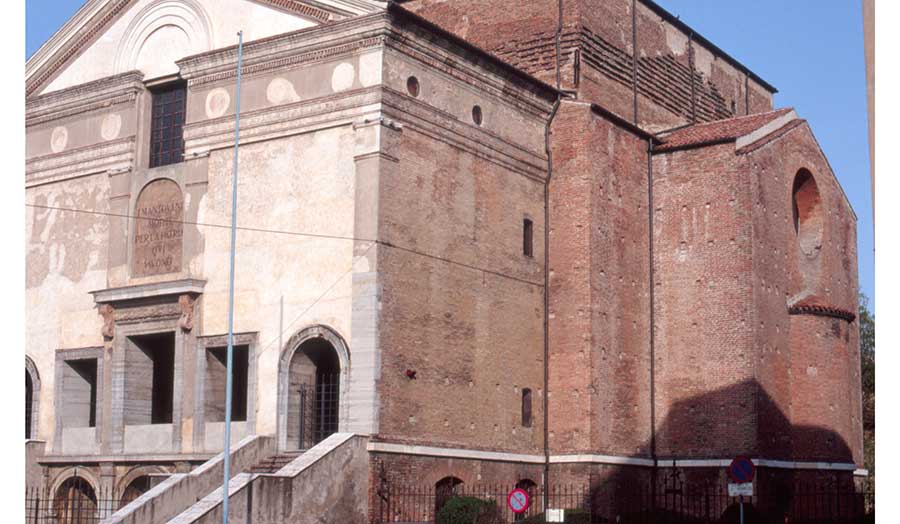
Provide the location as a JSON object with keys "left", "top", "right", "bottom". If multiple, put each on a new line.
{"left": 297, "top": 374, "right": 340, "bottom": 449}
{"left": 376, "top": 474, "right": 875, "bottom": 524}
{"left": 25, "top": 479, "right": 123, "bottom": 524}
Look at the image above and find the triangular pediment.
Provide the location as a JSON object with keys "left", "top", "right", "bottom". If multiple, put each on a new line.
{"left": 26, "top": 0, "right": 385, "bottom": 97}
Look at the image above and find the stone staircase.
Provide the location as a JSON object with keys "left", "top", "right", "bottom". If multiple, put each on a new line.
{"left": 245, "top": 451, "right": 303, "bottom": 474}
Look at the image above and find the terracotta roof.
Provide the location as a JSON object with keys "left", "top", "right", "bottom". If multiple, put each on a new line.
{"left": 788, "top": 296, "right": 856, "bottom": 322}
{"left": 654, "top": 108, "right": 794, "bottom": 153}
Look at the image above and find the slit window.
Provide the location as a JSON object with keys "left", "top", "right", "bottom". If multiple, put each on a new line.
{"left": 125, "top": 332, "right": 175, "bottom": 425}
{"left": 205, "top": 345, "right": 249, "bottom": 422}
{"left": 61, "top": 359, "right": 98, "bottom": 428}
{"left": 522, "top": 388, "right": 533, "bottom": 427}
{"left": 523, "top": 218, "right": 534, "bottom": 257}
{"left": 149, "top": 82, "right": 186, "bottom": 168}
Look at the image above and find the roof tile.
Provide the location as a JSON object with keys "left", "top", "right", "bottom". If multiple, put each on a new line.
{"left": 654, "top": 108, "right": 794, "bottom": 152}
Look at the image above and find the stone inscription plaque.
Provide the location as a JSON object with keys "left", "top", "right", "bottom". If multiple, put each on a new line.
{"left": 133, "top": 178, "right": 183, "bottom": 277}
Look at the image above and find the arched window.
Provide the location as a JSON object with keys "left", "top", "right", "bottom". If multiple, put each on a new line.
{"left": 54, "top": 476, "right": 97, "bottom": 524}
{"left": 434, "top": 476, "right": 464, "bottom": 516}
{"left": 26, "top": 371, "right": 32, "bottom": 439}
{"left": 792, "top": 169, "right": 823, "bottom": 259}
{"left": 120, "top": 475, "right": 152, "bottom": 507}
{"left": 26, "top": 356, "right": 40, "bottom": 440}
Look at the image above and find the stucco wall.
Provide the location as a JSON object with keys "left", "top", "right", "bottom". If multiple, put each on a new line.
{"left": 26, "top": 173, "right": 110, "bottom": 447}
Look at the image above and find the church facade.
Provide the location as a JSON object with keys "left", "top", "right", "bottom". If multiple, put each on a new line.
{"left": 25, "top": 0, "right": 863, "bottom": 521}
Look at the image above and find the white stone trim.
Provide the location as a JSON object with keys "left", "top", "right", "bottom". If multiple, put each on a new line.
{"left": 367, "top": 443, "right": 862, "bottom": 473}
{"left": 735, "top": 109, "right": 798, "bottom": 150}
{"left": 367, "top": 442, "right": 546, "bottom": 464}
{"left": 550, "top": 454, "right": 656, "bottom": 467}
{"left": 854, "top": 468, "right": 870, "bottom": 477}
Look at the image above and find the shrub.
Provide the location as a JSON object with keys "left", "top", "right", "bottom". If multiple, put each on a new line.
{"left": 436, "top": 496, "right": 500, "bottom": 524}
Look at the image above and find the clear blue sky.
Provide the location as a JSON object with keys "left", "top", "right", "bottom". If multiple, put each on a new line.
{"left": 25, "top": 0, "right": 874, "bottom": 305}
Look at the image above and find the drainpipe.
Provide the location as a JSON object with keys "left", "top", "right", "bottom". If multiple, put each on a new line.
{"left": 543, "top": 0, "right": 565, "bottom": 505}
{"left": 647, "top": 136, "right": 658, "bottom": 499}
{"left": 632, "top": 0, "right": 639, "bottom": 123}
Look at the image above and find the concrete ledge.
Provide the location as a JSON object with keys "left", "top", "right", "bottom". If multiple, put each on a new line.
{"left": 734, "top": 109, "right": 798, "bottom": 150}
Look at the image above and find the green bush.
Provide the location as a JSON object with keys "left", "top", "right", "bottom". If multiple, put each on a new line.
{"left": 436, "top": 496, "right": 500, "bottom": 524}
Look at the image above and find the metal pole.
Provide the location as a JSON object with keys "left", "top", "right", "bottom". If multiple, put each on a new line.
{"left": 740, "top": 496, "right": 744, "bottom": 524}
{"left": 222, "top": 30, "right": 244, "bottom": 524}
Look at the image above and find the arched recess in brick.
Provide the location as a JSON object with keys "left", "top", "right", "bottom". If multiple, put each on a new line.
{"left": 435, "top": 476, "right": 464, "bottom": 516}
{"left": 25, "top": 355, "right": 40, "bottom": 440}
{"left": 277, "top": 325, "right": 350, "bottom": 451}
{"left": 792, "top": 168, "right": 823, "bottom": 290}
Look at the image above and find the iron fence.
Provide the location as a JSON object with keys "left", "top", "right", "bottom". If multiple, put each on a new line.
{"left": 25, "top": 480, "right": 122, "bottom": 524}
{"left": 297, "top": 374, "right": 340, "bottom": 450}
{"left": 376, "top": 474, "right": 875, "bottom": 524}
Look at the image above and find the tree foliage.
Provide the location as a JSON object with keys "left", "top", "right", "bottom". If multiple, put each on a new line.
{"left": 859, "top": 293, "right": 875, "bottom": 428}
{"left": 859, "top": 293, "right": 874, "bottom": 481}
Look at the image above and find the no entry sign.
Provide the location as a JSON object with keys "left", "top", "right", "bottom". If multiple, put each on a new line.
{"left": 728, "top": 456, "right": 755, "bottom": 484}
{"left": 507, "top": 488, "right": 530, "bottom": 514}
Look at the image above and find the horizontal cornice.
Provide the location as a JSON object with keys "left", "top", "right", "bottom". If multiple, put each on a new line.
{"left": 26, "top": 71, "right": 144, "bottom": 128}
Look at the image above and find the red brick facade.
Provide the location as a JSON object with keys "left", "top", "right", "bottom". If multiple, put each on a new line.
{"left": 370, "top": 0, "right": 862, "bottom": 508}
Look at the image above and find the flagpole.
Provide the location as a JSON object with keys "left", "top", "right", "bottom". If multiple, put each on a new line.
{"left": 222, "top": 30, "right": 244, "bottom": 524}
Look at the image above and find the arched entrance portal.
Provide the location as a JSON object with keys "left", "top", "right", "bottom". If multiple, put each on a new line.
{"left": 279, "top": 326, "right": 348, "bottom": 451}
{"left": 53, "top": 476, "right": 98, "bottom": 524}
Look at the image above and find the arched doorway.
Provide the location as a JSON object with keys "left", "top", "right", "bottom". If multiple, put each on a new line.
{"left": 119, "top": 475, "right": 152, "bottom": 507}
{"left": 279, "top": 326, "right": 348, "bottom": 451}
{"left": 53, "top": 476, "right": 97, "bottom": 524}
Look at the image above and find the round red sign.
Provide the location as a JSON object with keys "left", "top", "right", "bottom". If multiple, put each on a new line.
{"left": 728, "top": 456, "right": 755, "bottom": 483}
{"left": 507, "top": 488, "right": 530, "bottom": 514}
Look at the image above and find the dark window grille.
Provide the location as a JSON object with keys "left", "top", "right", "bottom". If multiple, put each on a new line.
{"left": 297, "top": 373, "right": 339, "bottom": 449}
{"left": 149, "top": 83, "right": 186, "bottom": 168}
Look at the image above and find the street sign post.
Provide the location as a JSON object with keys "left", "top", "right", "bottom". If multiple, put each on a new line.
{"left": 507, "top": 488, "right": 530, "bottom": 515}
{"left": 727, "top": 456, "right": 755, "bottom": 524}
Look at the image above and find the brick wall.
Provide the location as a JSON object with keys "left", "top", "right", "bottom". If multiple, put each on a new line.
{"left": 740, "top": 122, "right": 861, "bottom": 464}
{"left": 402, "top": 0, "right": 775, "bottom": 131}
{"left": 375, "top": 108, "right": 547, "bottom": 455}
{"left": 651, "top": 121, "right": 861, "bottom": 465}
{"left": 548, "top": 102, "right": 652, "bottom": 457}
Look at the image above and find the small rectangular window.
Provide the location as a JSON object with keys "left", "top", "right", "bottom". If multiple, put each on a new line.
{"left": 149, "top": 83, "right": 186, "bottom": 168}
{"left": 523, "top": 218, "right": 534, "bottom": 257}
{"left": 62, "top": 359, "right": 98, "bottom": 428}
{"left": 205, "top": 345, "right": 249, "bottom": 422}
{"left": 126, "top": 332, "right": 175, "bottom": 425}
{"left": 522, "top": 388, "right": 533, "bottom": 427}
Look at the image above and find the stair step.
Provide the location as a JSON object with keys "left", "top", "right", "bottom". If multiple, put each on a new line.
{"left": 246, "top": 451, "right": 306, "bottom": 474}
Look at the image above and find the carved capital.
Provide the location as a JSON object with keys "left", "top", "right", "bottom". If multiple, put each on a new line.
{"left": 98, "top": 304, "right": 115, "bottom": 340}
{"left": 178, "top": 294, "right": 197, "bottom": 332}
